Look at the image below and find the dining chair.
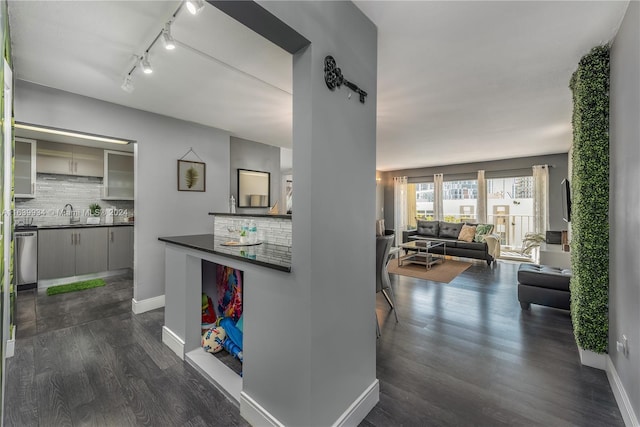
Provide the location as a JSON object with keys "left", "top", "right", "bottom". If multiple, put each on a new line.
{"left": 376, "top": 232, "right": 399, "bottom": 335}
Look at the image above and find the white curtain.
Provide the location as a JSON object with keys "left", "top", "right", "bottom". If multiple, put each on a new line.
{"left": 532, "top": 165, "right": 550, "bottom": 235}
{"left": 433, "top": 173, "right": 444, "bottom": 221}
{"left": 394, "top": 176, "right": 408, "bottom": 246}
{"left": 477, "top": 170, "right": 487, "bottom": 224}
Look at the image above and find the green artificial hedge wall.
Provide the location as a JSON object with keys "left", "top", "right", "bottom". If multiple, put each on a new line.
{"left": 569, "top": 45, "right": 610, "bottom": 354}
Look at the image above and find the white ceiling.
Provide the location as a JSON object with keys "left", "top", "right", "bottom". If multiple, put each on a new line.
{"left": 8, "top": 1, "right": 630, "bottom": 172}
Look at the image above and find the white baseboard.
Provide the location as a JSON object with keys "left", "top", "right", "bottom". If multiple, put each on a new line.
{"left": 38, "top": 269, "right": 130, "bottom": 290}
{"left": 240, "top": 379, "right": 379, "bottom": 427}
{"left": 606, "top": 356, "right": 639, "bottom": 427}
{"left": 132, "top": 294, "right": 165, "bottom": 314}
{"left": 6, "top": 324, "right": 15, "bottom": 358}
{"left": 333, "top": 379, "right": 380, "bottom": 427}
{"left": 162, "top": 326, "right": 184, "bottom": 359}
{"left": 578, "top": 347, "right": 607, "bottom": 370}
{"left": 240, "top": 392, "right": 285, "bottom": 427}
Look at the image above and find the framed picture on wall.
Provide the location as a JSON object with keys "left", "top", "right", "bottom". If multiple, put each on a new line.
{"left": 177, "top": 160, "right": 206, "bottom": 192}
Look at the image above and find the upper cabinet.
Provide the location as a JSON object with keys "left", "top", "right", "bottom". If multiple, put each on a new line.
{"left": 103, "top": 150, "right": 134, "bottom": 200}
{"left": 36, "top": 141, "right": 103, "bottom": 177}
{"left": 15, "top": 137, "right": 37, "bottom": 198}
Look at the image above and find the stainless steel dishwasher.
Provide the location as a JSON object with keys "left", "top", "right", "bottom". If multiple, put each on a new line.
{"left": 15, "top": 225, "right": 38, "bottom": 290}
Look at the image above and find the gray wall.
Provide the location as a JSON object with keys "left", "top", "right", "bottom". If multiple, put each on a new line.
{"left": 381, "top": 153, "right": 569, "bottom": 231}
{"left": 610, "top": 0, "right": 639, "bottom": 421}
{"left": 241, "top": 2, "right": 377, "bottom": 426}
{"left": 229, "top": 136, "right": 280, "bottom": 214}
{"left": 14, "top": 81, "right": 230, "bottom": 301}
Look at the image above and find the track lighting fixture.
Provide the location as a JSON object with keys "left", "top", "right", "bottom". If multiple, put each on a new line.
{"left": 186, "top": 0, "right": 205, "bottom": 15}
{"left": 120, "top": 2, "right": 204, "bottom": 90}
{"left": 162, "top": 23, "right": 176, "bottom": 50}
{"left": 121, "top": 74, "right": 135, "bottom": 93}
{"left": 141, "top": 52, "right": 153, "bottom": 74}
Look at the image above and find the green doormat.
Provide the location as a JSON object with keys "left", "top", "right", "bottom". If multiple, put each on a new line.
{"left": 46, "top": 279, "right": 106, "bottom": 296}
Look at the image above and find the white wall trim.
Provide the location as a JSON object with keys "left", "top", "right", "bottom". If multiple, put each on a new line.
{"left": 6, "top": 325, "right": 15, "bottom": 358}
{"left": 132, "top": 294, "right": 165, "bottom": 314}
{"left": 240, "top": 392, "right": 285, "bottom": 427}
{"left": 240, "top": 379, "right": 379, "bottom": 427}
{"left": 578, "top": 347, "right": 607, "bottom": 370}
{"left": 606, "top": 356, "right": 640, "bottom": 427}
{"left": 161, "top": 326, "right": 184, "bottom": 360}
{"left": 333, "top": 379, "right": 380, "bottom": 427}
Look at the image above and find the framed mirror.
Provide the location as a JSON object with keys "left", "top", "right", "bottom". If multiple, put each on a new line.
{"left": 238, "top": 169, "right": 270, "bottom": 208}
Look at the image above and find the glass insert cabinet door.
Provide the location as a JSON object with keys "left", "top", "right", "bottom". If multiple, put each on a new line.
{"left": 237, "top": 169, "right": 270, "bottom": 208}
{"left": 104, "top": 150, "right": 134, "bottom": 200}
{"left": 14, "top": 137, "right": 36, "bottom": 198}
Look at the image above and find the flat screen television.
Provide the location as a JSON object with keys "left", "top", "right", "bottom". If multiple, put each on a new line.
{"left": 561, "top": 178, "right": 571, "bottom": 222}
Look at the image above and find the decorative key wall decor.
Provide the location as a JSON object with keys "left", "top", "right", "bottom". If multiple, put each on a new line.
{"left": 324, "top": 55, "right": 368, "bottom": 104}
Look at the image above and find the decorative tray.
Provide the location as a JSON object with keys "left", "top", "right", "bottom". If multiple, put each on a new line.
{"left": 221, "top": 241, "right": 263, "bottom": 247}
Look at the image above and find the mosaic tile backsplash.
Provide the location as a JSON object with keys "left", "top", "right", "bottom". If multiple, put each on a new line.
{"left": 15, "top": 174, "right": 134, "bottom": 226}
{"left": 213, "top": 216, "right": 292, "bottom": 247}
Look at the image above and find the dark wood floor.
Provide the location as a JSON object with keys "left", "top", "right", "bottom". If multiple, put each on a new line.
{"left": 367, "top": 259, "right": 624, "bottom": 427}
{"left": 4, "top": 262, "right": 623, "bottom": 426}
{"left": 5, "top": 273, "right": 249, "bottom": 427}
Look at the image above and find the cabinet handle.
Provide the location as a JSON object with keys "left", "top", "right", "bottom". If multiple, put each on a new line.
{"left": 111, "top": 231, "right": 114, "bottom": 242}
{"left": 69, "top": 160, "right": 73, "bottom": 173}
{"left": 32, "top": 183, "right": 35, "bottom": 194}
{"left": 78, "top": 233, "right": 81, "bottom": 245}
{"left": 74, "top": 161, "right": 78, "bottom": 173}
{"left": 71, "top": 233, "right": 74, "bottom": 245}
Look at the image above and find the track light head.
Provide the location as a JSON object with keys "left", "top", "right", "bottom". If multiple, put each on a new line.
{"left": 186, "top": 0, "right": 204, "bottom": 15}
{"left": 162, "top": 23, "right": 176, "bottom": 50}
{"left": 121, "top": 74, "right": 135, "bottom": 93}
{"left": 141, "top": 53, "right": 153, "bottom": 74}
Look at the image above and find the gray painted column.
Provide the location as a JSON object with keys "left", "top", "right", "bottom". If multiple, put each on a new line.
{"left": 240, "top": 2, "right": 378, "bottom": 426}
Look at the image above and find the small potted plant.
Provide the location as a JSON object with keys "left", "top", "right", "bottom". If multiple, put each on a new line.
{"left": 89, "top": 203, "right": 102, "bottom": 217}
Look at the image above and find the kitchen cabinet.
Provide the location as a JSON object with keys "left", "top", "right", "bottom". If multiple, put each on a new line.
{"left": 108, "top": 226, "right": 133, "bottom": 270}
{"left": 38, "top": 228, "right": 108, "bottom": 280}
{"left": 37, "top": 141, "right": 104, "bottom": 177}
{"left": 15, "top": 137, "right": 36, "bottom": 198}
{"left": 103, "top": 150, "right": 134, "bottom": 200}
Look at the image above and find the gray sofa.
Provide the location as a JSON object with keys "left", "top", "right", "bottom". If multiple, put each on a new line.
{"left": 402, "top": 220, "right": 500, "bottom": 265}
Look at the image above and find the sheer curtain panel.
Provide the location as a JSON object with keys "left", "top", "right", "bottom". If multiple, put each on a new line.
{"left": 532, "top": 165, "right": 550, "bottom": 235}
{"left": 394, "top": 176, "right": 408, "bottom": 246}
{"left": 433, "top": 173, "right": 444, "bottom": 221}
{"left": 477, "top": 170, "right": 487, "bottom": 224}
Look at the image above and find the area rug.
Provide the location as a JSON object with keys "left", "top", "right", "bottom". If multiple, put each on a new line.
{"left": 46, "top": 279, "right": 106, "bottom": 296}
{"left": 387, "top": 260, "right": 470, "bottom": 283}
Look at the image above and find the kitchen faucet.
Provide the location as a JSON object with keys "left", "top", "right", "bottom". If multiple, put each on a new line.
{"left": 63, "top": 203, "right": 79, "bottom": 224}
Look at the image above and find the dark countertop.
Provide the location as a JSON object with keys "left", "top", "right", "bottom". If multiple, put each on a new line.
{"left": 209, "top": 212, "right": 291, "bottom": 219}
{"left": 19, "top": 223, "right": 134, "bottom": 231}
{"left": 158, "top": 234, "right": 291, "bottom": 273}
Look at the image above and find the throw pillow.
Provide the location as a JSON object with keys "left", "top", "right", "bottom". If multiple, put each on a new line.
{"left": 458, "top": 224, "right": 476, "bottom": 242}
{"left": 474, "top": 223, "right": 494, "bottom": 242}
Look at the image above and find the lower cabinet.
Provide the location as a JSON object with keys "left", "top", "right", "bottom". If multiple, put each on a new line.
{"left": 108, "top": 226, "right": 133, "bottom": 270}
{"left": 38, "top": 226, "right": 134, "bottom": 280}
{"left": 38, "top": 228, "right": 108, "bottom": 280}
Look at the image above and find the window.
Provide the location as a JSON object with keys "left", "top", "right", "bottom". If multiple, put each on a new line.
{"left": 415, "top": 182, "right": 434, "bottom": 220}
{"left": 487, "top": 176, "right": 534, "bottom": 248}
{"left": 443, "top": 180, "right": 477, "bottom": 222}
